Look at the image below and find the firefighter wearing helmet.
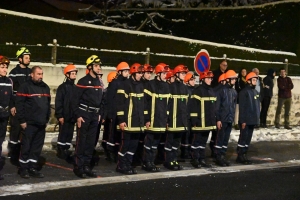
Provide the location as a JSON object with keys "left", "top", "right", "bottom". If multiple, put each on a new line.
{"left": 115, "top": 63, "right": 145, "bottom": 174}
{"left": 8, "top": 47, "right": 32, "bottom": 163}
{"left": 141, "top": 63, "right": 171, "bottom": 172}
{"left": 164, "top": 64, "right": 189, "bottom": 170}
{"left": 55, "top": 64, "right": 78, "bottom": 161}
{"left": 0, "top": 56, "right": 13, "bottom": 180}
{"left": 209, "top": 73, "right": 227, "bottom": 158}
{"left": 105, "top": 61, "right": 130, "bottom": 163}
{"left": 236, "top": 72, "right": 260, "bottom": 165}
{"left": 101, "top": 71, "right": 118, "bottom": 162}
{"left": 165, "top": 69, "right": 175, "bottom": 84}
{"left": 71, "top": 55, "right": 104, "bottom": 178}
{"left": 214, "top": 70, "right": 237, "bottom": 167}
{"left": 180, "top": 72, "right": 196, "bottom": 159}
{"left": 188, "top": 70, "right": 216, "bottom": 168}
{"left": 142, "top": 64, "right": 154, "bottom": 82}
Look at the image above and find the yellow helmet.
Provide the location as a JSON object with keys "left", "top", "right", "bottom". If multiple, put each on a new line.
{"left": 86, "top": 55, "right": 101, "bottom": 67}
{"left": 16, "top": 47, "right": 31, "bottom": 58}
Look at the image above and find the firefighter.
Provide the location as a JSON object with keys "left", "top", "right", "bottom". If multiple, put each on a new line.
{"left": 214, "top": 70, "right": 237, "bottom": 166}
{"left": 55, "top": 64, "right": 78, "bottom": 160}
{"left": 16, "top": 66, "right": 51, "bottom": 178}
{"left": 132, "top": 63, "right": 154, "bottom": 166}
{"left": 105, "top": 62, "right": 130, "bottom": 162}
{"left": 164, "top": 64, "right": 189, "bottom": 170}
{"left": 0, "top": 56, "right": 13, "bottom": 180}
{"left": 8, "top": 47, "right": 32, "bottom": 163}
{"left": 156, "top": 68, "right": 175, "bottom": 164}
{"left": 236, "top": 72, "right": 260, "bottom": 165}
{"left": 101, "top": 71, "right": 117, "bottom": 161}
{"left": 71, "top": 55, "right": 104, "bottom": 178}
{"left": 142, "top": 63, "right": 170, "bottom": 172}
{"left": 180, "top": 72, "right": 196, "bottom": 159}
{"left": 209, "top": 73, "right": 226, "bottom": 157}
{"left": 116, "top": 64, "right": 145, "bottom": 174}
{"left": 189, "top": 71, "right": 216, "bottom": 168}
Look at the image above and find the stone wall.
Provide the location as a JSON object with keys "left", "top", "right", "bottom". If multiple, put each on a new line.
{"left": 7, "top": 62, "right": 300, "bottom": 125}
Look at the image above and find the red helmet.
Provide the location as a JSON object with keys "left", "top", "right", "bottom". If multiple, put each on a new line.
{"left": 107, "top": 71, "right": 118, "bottom": 83}
{"left": 155, "top": 63, "right": 170, "bottom": 74}
{"left": 130, "top": 63, "right": 144, "bottom": 74}
{"left": 173, "top": 64, "right": 189, "bottom": 74}
{"left": 218, "top": 73, "right": 226, "bottom": 83}
{"left": 184, "top": 72, "right": 195, "bottom": 83}
{"left": 225, "top": 70, "right": 237, "bottom": 79}
{"left": 63, "top": 64, "right": 77, "bottom": 75}
{"left": 246, "top": 72, "right": 258, "bottom": 81}
{"left": 166, "top": 69, "right": 174, "bottom": 80}
{"left": 143, "top": 64, "right": 154, "bottom": 73}
{"left": 0, "top": 55, "right": 10, "bottom": 65}
{"left": 200, "top": 71, "right": 214, "bottom": 80}
{"left": 116, "top": 62, "right": 130, "bottom": 72}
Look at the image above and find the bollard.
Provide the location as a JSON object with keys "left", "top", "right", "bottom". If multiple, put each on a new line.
{"left": 145, "top": 47, "right": 150, "bottom": 64}
{"left": 51, "top": 39, "right": 57, "bottom": 65}
{"left": 284, "top": 58, "right": 288, "bottom": 75}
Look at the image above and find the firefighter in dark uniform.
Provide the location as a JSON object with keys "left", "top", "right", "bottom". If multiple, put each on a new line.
{"left": 101, "top": 71, "right": 117, "bottom": 161}
{"left": 180, "top": 72, "right": 196, "bottom": 159}
{"left": 0, "top": 56, "right": 13, "bottom": 180}
{"left": 71, "top": 55, "right": 103, "bottom": 178}
{"left": 189, "top": 71, "right": 216, "bottom": 168}
{"left": 115, "top": 64, "right": 145, "bottom": 174}
{"left": 164, "top": 64, "right": 189, "bottom": 170}
{"left": 214, "top": 70, "right": 237, "bottom": 166}
{"left": 236, "top": 72, "right": 260, "bottom": 165}
{"left": 156, "top": 68, "right": 174, "bottom": 164}
{"left": 8, "top": 47, "right": 32, "bottom": 162}
{"left": 16, "top": 66, "right": 51, "bottom": 178}
{"left": 133, "top": 63, "right": 154, "bottom": 166}
{"left": 55, "top": 64, "right": 78, "bottom": 160}
{"left": 142, "top": 63, "right": 170, "bottom": 172}
{"left": 105, "top": 62, "right": 130, "bottom": 162}
{"left": 209, "top": 73, "right": 226, "bottom": 157}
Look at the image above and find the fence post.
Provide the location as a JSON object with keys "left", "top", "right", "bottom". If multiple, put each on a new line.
{"left": 145, "top": 47, "right": 150, "bottom": 64}
{"left": 51, "top": 39, "right": 57, "bottom": 65}
{"left": 284, "top": 58, "right": 289, "bottom": 75}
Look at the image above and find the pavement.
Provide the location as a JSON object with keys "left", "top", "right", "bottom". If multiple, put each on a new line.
{"left": 1, "top": 126, "right": 300, "bottom": 196}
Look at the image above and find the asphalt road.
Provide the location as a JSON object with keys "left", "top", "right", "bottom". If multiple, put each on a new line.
{"left": 1, "top": 166, "right": 300, "bottom": 200}
{"left": 1, "top": 141, "right": 300, "bottom": 199}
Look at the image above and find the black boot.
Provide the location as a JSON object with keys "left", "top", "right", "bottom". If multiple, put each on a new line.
{"left": 163, "top": 161, "right": 178, "bottom": 170}
{"left": 28, "top": 168, "right": 44, "bottom": 178}
{"left": 84, "top": 166, "right": 98, "bottom": 178}
{"left": 190, "top": 159, "right": 201, "bottom": 168}
{"left": 198, "top": 159, "right": 212, "bottom": 168}
{"left": 221, "top": 155, "right": 231, "bottom": 166}
{"left": 215, "top": 155, "right": 226, "bottom": 167}
{"left": 56, "top": 146, "right": 67, "bottom": 159}
{"left": 243, "top": 154, "right": 252, "bottom": 165}
{"left": 73, "top": 167, "right": 86, "bottom": 178}
{"left": 236, "top": 153, "right": 248, "bottom": 164}
{"left": 142, "top": 162, "right": 156, "bottom": 172}
{"left": 116, "top": 165, "right": 134, "bottom": 175}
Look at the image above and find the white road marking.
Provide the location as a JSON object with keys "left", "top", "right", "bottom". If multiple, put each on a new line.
{"left": 1, "top": 160, "right": 300, "bottom": 196}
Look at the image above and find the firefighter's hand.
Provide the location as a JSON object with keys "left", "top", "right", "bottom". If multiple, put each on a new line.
{"left": 119, "top": 122, "right": 127, "bottom": 131}
{"left": 145, "top": 122, "right": 150, "bottom": 129}
{"left": 20, "top": 123, "right": 27, "bottom": 130}
{"left": 102, "top": 119, "right": 105, "bottom": 123}
{"left": 241, "top": 123, "right": 246, "bottom": 129}
{"left": 77, "top": 117, "right": 85, "bottom": 128}
{"left": 11, "top": 107, "right": 16, "bottom": 116}
{"left": 98, "top": 115, "right": 101, "bottom": 122}
{"left": 59, "top": 118, "right": 64, "bottom": 125}
{"left": 217, "top": 121, "right": 222, "bottom": 130}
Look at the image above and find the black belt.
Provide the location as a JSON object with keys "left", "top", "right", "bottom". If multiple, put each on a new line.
{"left": 79, "top": 104, "right": 100, "bottom": 113}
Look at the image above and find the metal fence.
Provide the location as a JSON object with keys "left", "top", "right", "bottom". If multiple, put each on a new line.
{"left": 1, "top": 43, "right": 299, "bottom": 75}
